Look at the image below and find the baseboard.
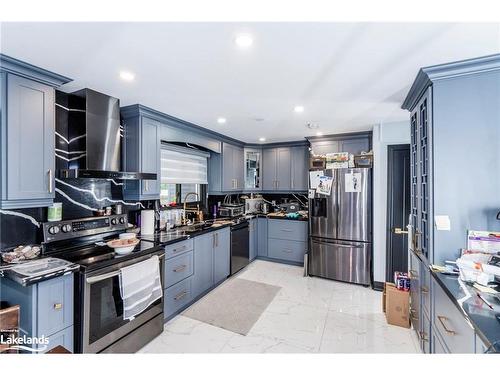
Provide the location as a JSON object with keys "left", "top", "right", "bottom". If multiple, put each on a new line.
{"left": 372, "top": 281, "right": 384, "bottom": 291}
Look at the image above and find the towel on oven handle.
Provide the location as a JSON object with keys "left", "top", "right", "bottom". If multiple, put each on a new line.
{"left": 119, "top": 255, "right": 163, "bottom": 320}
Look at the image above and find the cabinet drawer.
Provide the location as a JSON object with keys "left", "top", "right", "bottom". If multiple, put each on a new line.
{"left": 165, "top": 239, "right": 193, "bottom": 259}
{"left": 164, "top": 276, "right": 193, "bottom": 318}
{"left": 37, "top": 274, "right": 73, "bottom": 337}
{"left": 39, "top": 325, "right": 74, "bottom": 354}
{"left": 268, "top": 219, "right": 307, "bottom": 242}
{"left": 164, "top": 251, "right": 194, "bottom": 288}
{"left": 268, "top": 238, "right": 306, "bottom": 263}
{"left": 433, "top": 279, "right": 475, "bottom": 353}
{"left": 421, "top": 264, "right": 431, "bottom": 317}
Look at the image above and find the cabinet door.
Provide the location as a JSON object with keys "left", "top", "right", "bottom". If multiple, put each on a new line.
{"left": 192, "top": 233, "right": 215, "bottom": 298}
{"left": 6, "top": 74, "right": 55, "bottom": 203}
{"left": 275, "top": 147, "right": 291, "bottom": 190}
{"left": 340, "top": 138, "right": 370, "bottom": 155}
{"left": 233, "top": 146, "right": 244, "bottom": 190}
{"left": 249, "top": 219, "right": 258, "bottom": 261}
{"left": 257, "top": 218, "right": 268, "bottom": 257}
{"left": 37, "top": 274, "right": 73, "bottom": 337}
{"left": 291, "top": 146, "right": 308, "bottom": 191}
{"left": 40, "top": 325, "right": 74, "bottom": 354}
{"left": 409, "top": 251, "right": 421, "bottom": 336}
{"left": 262, "top": 148, "right": 277, "bottom": 190}
{"left": 213, "top": 228, "right": 231, "bottom": 284}
{"left": 140, "top": 117, "right": 160, "bottom": 197}
{"left": 222, "top": 143, "right": 234, "bottom": 191}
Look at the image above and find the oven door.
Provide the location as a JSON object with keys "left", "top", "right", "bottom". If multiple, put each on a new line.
{"left": 81, "top": 251, "right": 164, "bottom": 353}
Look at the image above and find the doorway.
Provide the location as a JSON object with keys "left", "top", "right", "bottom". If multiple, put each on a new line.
{"left": 386, "top": 144, "right": 411, "bottom": 281}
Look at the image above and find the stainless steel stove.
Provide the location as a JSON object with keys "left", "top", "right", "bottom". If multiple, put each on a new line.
{"left": 42, "top": 214, "right": 164, "bottom": 353}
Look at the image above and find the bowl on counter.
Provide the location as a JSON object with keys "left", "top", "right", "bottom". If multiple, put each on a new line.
{"left": 106, "top": 238, "right": 140, "bottom": 255}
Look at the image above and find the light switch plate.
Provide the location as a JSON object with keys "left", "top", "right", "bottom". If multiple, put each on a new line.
{"left": 435, "top": 215, "right": 451, "bottom": 231}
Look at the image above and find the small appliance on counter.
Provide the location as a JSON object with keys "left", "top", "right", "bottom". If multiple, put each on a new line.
{"left": 244, "top": 197, "right": 264, "bottom": 214}
{"left": 279, "top": 201, "right": 301, "bottom": 213}
{"left": 219, "top": 203, "right": 245, "bottom": 218}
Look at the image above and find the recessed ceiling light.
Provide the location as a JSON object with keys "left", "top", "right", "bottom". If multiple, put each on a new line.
{"left": 259, "top": 137, "right": 266, "bottom": 142}
{"left": 306, "top": 123, "right": 319, "bottom": 129}
{"left": 235, "top": 34, "right": 253, "bottom": 48}
{"left": 119, "top": 71, "right": 135, "bottom": 82}
{"left": 316, "top": 132, "right": 323, "bottom": 136}
{"left": 294, "top": 105, "right": 304, "bottom": 113}
{"left": 217, "top": 117, "right": 227, "bottom": 124}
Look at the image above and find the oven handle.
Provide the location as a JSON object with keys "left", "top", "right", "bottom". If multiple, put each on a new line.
{"left": 86, "top": 253, "right": 165, "bottom": 285}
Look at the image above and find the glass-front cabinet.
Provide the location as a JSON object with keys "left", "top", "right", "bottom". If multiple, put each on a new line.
{"left": 244, "top": 148, "right": 262, "bottom": 190}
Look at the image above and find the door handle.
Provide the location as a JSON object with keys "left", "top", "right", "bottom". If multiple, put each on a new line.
{"left": 48, "top": 169, "right": 53, "bottom": 193}
{"left": 173, "top": 265, "right": 187, "bottom": 273}
{"left": 437, "top": 316, "right": 456, "bottom": 335}
{"left": 53, "top": 303, "right": 63, "bottom": 310}
{"left": 394, "top": 227, "right": 408, "bottom": 234}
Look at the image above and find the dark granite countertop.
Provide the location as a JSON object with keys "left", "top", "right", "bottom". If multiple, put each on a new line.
{"left": 431, "top": 271, "right": 500, "bottom": 352}
{"left": 140, "top": 222, "right": 233, "bottom": 246}
{"left": 251, "top": 213, "right": 309, "bottom": 221}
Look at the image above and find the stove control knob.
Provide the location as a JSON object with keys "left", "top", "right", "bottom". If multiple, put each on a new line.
{"left": 48, "top": 226, "right": 60, "bottom": 235}
{"left": 119, "top": 217, "right": 126, "bottom": 224}
{"left": 111, "top": 218, "right": 117, "bottom": 225}
{"left": 61, "top": 224, "right": 72, "bottom": 233}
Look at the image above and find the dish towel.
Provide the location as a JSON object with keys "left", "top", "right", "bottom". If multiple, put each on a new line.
{"left": 119, "top": 255, "right": 163, "bottom": 320}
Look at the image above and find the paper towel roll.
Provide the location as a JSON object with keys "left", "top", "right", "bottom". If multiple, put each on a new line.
{"left": 140, "top": 210, "right": 155, "bottom": 235}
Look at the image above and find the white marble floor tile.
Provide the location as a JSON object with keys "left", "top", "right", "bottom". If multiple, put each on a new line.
{"left": 138, "top": 260, "right": 418, "bottom": 354}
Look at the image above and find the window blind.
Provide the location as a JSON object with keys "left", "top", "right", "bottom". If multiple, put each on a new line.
{"left": 160, "top": 146, "right": 209, "bottom": 184}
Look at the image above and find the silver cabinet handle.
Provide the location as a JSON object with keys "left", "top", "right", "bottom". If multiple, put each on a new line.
{"left": 282, "top": 249, "right": 293, "bottom": 253}
{"left": 409, "top": 269, "right": 418, "bottom": 278}
{"left": 173, "top": 265, "right": 187, "bottom": 273}
{"left": 437, "top": 316, "right": 456, "bottom": 335}
{"left": 421, "top": 286, "right": 429, "bottom": 294}
{"left": 216, "top": 232, "right": 219, "bottom": 247}
{"left": 172, "top": 245, "right": 186, "bottom": 253}
{"left": 281, "top": 229, "right": 293, "bottom": 232}
{"left": 53, "top": 303, "right": 63, "bottom": 310}
{"left": 48, "top": 169, "right": 53, "bottom": 193}
{"left": 276, "top": 180, "right": 279, "bottom": 189}
{"left": 212, "top": 233, "right": 215, "bottom": 248}
{"left": 144, "top": 180, "right": 149, "bottom": 192}
{"left": 174, "top": 291, "right": 188, "bottom": 301}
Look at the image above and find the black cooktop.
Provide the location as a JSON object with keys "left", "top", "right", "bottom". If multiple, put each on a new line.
{"left": 53, "top": 240, "right": 161, "bottom": 272}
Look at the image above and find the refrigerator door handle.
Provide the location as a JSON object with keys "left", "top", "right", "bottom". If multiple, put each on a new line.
{"left": 311, "top": 239, "right": 364, "bottom": 249}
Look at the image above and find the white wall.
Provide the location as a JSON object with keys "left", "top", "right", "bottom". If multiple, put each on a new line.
{"left": 372, "top": 121, "right": 411, "bottom": 284}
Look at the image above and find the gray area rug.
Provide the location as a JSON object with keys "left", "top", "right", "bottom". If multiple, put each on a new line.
{"left": 182, "top": 278, "right": 281, "bottom": 335}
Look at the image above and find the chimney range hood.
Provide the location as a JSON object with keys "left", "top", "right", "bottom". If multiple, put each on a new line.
{"left": 57, "top": 89, "right": 156, "bottom": 180}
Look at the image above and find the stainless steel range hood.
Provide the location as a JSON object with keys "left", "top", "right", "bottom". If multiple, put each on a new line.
{"left": 57, "top": 89, "right": 156, "bottom": 180}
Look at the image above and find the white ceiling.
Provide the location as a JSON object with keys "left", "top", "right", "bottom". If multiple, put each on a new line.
{"left": 1, "top": 22, "right": 499, "bottom": 143}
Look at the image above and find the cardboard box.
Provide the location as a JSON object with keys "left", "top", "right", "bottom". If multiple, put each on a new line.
{"left": 383, "top": 282, "right": 410, "bottom": 328}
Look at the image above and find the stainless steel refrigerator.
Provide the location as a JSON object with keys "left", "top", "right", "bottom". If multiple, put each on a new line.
{"left": 308, "top": 168, "right": 372, "bottom": 286}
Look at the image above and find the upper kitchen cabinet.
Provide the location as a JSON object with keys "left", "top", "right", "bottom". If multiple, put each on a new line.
{"left": 290, "top": 146, "right": 309, "bottom": 191}
{"left": 208, "top": 142, "right": 245, "bottom": 193}
{"left": 261, "top": 144, "right": 308, "bottom": 192}
{"left": 307, "top": 132, "right": 371, "bottom": 156}
{"left": 402, "top": 54, "right": 500, "bottom": 266}
{"left": 121, "top": 106, "right": 161, "bottom": 200}
{"left": 0, "top": 55, "right": 72, "bottom": 209}
{"left": 263, "top": 147, "right": 291, "bottom": 191}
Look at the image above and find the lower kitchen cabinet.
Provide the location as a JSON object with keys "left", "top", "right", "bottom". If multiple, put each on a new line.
{"left": 192, "top": 232, "right": 215, "bottom": 298}
{"left": 164, "top": 250, "right": 194, "bottom": 289}
{"left": 164, "top": 276, "right": 193, "bottom": 318}
{"left": 1, "top": 274, "right": 74, "bottom": 353}
{"left": 409, "top": 251, "right": 421, "bottom": 339}
{"left": 267, "top": 219, "right": 307, "bottom": 264}
{"left": 432, "top": 277, "right": 475, "bottom": 353}
{"left": 432, "top": 331, "right": 449, "bottom": 354}
{"left": 268, "top": 238, "right": 307, "bottom": 263}
{"left": 192, "top": 227, "right": 231, "bottom": 299}
{"left": 257, "top": 218, "right": 268, "bottom": 257}
{"left": 249, "top": 218, "right": 258, "bottom": 261}
{"left": 213, "top": 228, "right": 231, "bottom": 285}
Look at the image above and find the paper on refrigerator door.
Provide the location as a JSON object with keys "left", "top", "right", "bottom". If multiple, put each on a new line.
{"left": 309, "top": 170, "right": 323, "bottom": 189}
{"left": 316, "top": 175, "right": 333, "bottom": 196}
{"left": 345, "top": 172, "right": 362, "bottom": 193}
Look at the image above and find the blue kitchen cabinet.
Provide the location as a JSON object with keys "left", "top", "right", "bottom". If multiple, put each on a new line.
{"left": 0, "top": 55, "right": 71, "bottom": 209}
{"left": 213, "top": 227, "right": 231, "bottom": 284}
{"left": 121, "top": 109, "right": 161, "bottom": 200}
{"left": 192, "top": 232, "right": 215, "bottom": 298}
{"left": 262, "top": 147, "right": 291, "bottom": 191}
{"left": 267, "top": 219, "right": 307, "bottom": 264}
{"left": 340, "top": 138, "right": 370, "bottom": 155}
{"left": 257, "top": 217, "right": 268, "bottom": 257}
{"left": 290, "top": 146, "right": 309, "bottom": 191}
{"left": 249, "top": 218, "right": 258, "bottom": 261}
{"left": 208, "top": 142, "right": 245, "bottom": 193}
{"left": 1, "top": 274, "right": 74, "bottom": 353}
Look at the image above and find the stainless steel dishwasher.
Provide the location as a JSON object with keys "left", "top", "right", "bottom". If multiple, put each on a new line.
{"left": 230, "top": 221, "right": 250, "bottom": 275}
